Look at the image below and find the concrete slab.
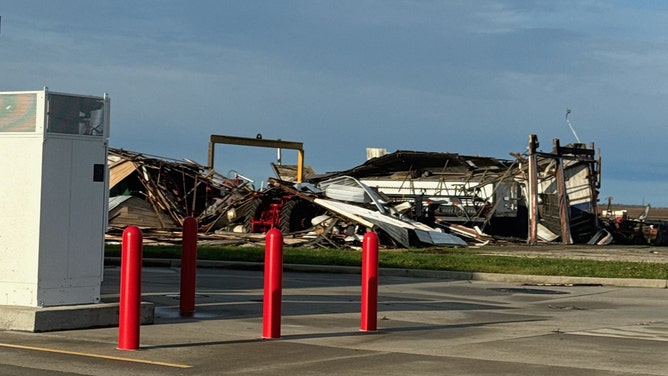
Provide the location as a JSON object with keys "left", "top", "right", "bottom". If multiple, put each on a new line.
{"left": 0, "top": 302, "right": 154, "bottom": 332}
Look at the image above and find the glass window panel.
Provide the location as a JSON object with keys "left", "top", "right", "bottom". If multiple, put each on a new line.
{"left": 48, "top": 94, "right": 105, "bottom": 136}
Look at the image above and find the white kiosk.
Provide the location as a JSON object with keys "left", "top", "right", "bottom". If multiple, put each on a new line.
{"left": 0, "top": 89, "right": 121, "bottom": 330}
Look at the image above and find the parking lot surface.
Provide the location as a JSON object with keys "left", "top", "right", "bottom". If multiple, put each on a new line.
{"left": 2, "top": 266, "right": 668, "bottom": 375}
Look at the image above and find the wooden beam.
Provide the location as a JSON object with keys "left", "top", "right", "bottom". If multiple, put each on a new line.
{"left": 527, "top": 134, "right": 539, "bottom": 245}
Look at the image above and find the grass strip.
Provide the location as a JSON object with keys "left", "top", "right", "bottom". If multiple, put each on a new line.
{"left": 105, "top": 244, "right": 668, "bottom": 280}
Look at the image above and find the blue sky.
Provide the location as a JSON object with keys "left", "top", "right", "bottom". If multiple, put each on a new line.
{"left": 2, "top": 1, "right": 668, "bottom": 206}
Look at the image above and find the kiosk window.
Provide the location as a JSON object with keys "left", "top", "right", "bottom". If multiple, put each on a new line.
{"left": 48, "top": 94, "right": 105, "bottom": 136}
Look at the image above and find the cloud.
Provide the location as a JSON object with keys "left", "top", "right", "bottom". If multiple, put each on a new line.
{"left": 2, "top": 1, "right": 668, "bottom": 205}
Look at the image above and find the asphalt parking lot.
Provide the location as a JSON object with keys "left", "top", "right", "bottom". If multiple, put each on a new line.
{"left": 2, "top": 265, "right": 668, "bottom": 375}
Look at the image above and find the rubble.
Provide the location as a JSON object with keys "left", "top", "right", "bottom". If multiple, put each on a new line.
{"left": 266, "top": 177, "right": 468, "bottom": 248}
{"left": 106, "top": 134, "right": 667, "bottom": 248}
{"left": 107, "top": 148, "right": 256, "bottom": 241}
{"left": 598, "top": 201, "right": 668, "bottom": 246}
{"left": 106, "top": 148, "right": 473, "bottom": 248}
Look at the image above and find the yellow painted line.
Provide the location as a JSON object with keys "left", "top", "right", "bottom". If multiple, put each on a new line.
{"left": 0, "top": 342, "right": 192, "bottom": 369}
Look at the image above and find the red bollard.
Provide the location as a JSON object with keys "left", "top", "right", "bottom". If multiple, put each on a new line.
{"left": 361, "top": 231, "right": 379, "bottom": 332}
{"left": 262, "top": 228, "right": 283, "bottom": 339}
{"left": 118, "top": 226, "right": 143, "bottom": 350}
{"left": 180, "top": 217, "right": 198, "bottom": 316}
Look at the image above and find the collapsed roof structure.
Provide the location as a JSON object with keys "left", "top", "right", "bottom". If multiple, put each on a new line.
{"left": 106, "top": 134, "right": 667, "bottom": 248}
{"left": 308, "top": 149, "right": 525, "bottom": 239}
{"left": 107, "top": 147, "right": 468, "bottom": 248}
{"left": 300, "top": 135, "right": 601, "bottom": 246}
{"left": 107, "top": 148, "right": 256, "bottom": 238}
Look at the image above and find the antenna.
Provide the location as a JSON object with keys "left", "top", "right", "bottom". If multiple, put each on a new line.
{"left": 565, "top": 108, "right": 581, "bottom": 143}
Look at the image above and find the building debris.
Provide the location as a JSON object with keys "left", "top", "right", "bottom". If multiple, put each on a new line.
{"left": 266, "top": 177, "right": 468, "bottom": 248}
{"left": 598, "top": 200, "right": 668, "bottom": 246}
{"left": 107, "top": 148, "right": 470, "bottom": 248}
{"left": 106, "top": 134, "right": 667, "bottom": 248}
{"left": 107, "top": 148, "right": 256, "bottom": 240}
{"left": 309, "top": 149, "right": 525, "bottom": 242}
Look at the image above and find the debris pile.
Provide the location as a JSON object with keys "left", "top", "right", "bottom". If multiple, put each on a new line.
{"left": 107, "top": 148, "right": 256, "bottom": 242}
{"left": 264, "top": 176, "right": 468, "bottom": 248}
{"left": 599, "top": 201, "right": 668, "bottom": 246}
{"left": 106, "top": 135, "right": 667, "bottom": 248}
{"left": 106, "top": 148, "right": 479, "bottom": 247}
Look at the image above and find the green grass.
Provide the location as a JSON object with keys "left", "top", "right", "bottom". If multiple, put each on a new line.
{"left": 104, "top": 244, "right": 668, "bottom": 280}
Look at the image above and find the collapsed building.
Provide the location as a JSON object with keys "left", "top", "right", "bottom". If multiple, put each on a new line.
{"left": 305, "top": 149, "right": 526, "bottom": 242}
{"left": 107, "top": 148, "right": 255, "bottom": 239}
{"left": 107, "top": 147, "right": 467, "bottom": 248}
{"left": 106, "top": 134, "right": 667, "bottom": 248}
{"left": 292, "top": 135, "right": 601, "bottom": 246}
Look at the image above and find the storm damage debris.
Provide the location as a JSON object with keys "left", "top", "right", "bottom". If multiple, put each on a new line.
{"left": 521, "top": 136, "right": 601, "bottom": 245}
{"left": 107, "top": 148, "right": 256, "bottom": 241}
{"left": 598, "top": 200, "right": 668, "bottom": 246}
{"left": 310, "top": 149, "right": 524, "bottom": 242}
{"left": 265, "top": 177, "right": 468, "bottom": 248}
{"left": 106, "top": 148, "right": 471, "bottom": 247}
{"left": 300, "top": 135, "right": 603, "bottom": 247}
{"left": 105, "top": 134, "right": 664, "bottom": 247}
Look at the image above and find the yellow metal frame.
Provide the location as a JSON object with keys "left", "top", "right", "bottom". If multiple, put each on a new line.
{"left": 207, "top": 134, "right": 305, "bottom": 182}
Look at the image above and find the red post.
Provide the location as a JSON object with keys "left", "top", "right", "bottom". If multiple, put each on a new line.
{"left": 180, "top": 217, "right": 198, "bottom": 316}
{"left": 262, "top": 228, "right": 283, "bottom": 339}
{"left": 361, "top": 231, "right": 379, "bottom": 332}
{"left": 118, "top": 226, "right": 143, "bottom": 350}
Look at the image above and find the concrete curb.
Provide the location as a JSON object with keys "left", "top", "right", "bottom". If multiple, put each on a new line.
{"left": 105, "top": 257, "right": 668, "bottom": 289}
